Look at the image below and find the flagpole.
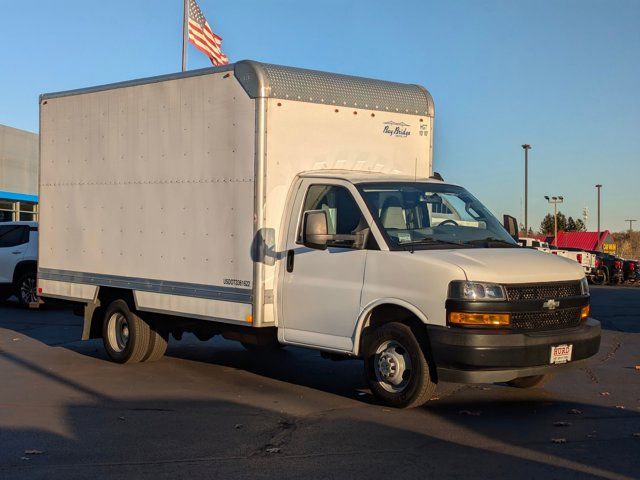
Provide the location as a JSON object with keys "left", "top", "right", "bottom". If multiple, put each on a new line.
{"left": 182, "top": 0, "right": 188, "bottom": 71}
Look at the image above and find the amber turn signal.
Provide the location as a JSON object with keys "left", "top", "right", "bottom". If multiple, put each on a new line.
{"left": 448, "top": 312, "right": 510, "bottom": 327}
{"left": 580, "top": 305, "right": 590, "bottom": 320}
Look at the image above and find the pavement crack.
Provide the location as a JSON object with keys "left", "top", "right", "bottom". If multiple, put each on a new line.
{"left": 253, "top": 416, "right": 299, "bottom": 456}
{"left": 581, "top": 366, "right": 599, "bottom": 384}
{"left": 600, "top": 336, "right": 622, "bottom": 364}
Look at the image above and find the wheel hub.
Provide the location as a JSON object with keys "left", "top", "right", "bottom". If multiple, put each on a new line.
{"left": 20, "top": 276, "right": 38, "bottom": 305}
{"left": 107, "top": 313, "right": 130, "bottom": 353}
{"left": 374, "top": 340, "right": 412, "bottom": 393}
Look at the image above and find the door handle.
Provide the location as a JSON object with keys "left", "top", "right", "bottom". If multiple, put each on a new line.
{"left": 286, "top": 249, "right": 295, "bottom": 273}
{"left": 11, "top": 251, "right": 22, "bottom": 255}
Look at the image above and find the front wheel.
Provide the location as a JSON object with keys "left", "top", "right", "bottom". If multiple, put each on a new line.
{"left": 363, "top": 322, "right": 436, "bottom": 409}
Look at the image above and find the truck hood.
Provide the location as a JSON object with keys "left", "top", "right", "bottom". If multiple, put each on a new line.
{"left": 414, "top": 247, "right": 584, "bottom": 284}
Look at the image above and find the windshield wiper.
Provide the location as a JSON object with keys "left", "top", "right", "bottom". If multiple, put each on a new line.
{"left": 399, "top": 239, "right": 474, "bottom": 249}
{"left": 467, "top": 238, "right": 519, "bottom": 248}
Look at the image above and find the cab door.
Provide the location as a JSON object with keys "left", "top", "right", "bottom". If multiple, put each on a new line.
{"left": 280, "top": 180, "right": 371, "bottom": 351}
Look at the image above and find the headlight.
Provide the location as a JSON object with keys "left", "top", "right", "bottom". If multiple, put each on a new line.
{"left": 448, "top": 281, "right": 506, "bottom": 301}
{"left": 580, "top": 277, "right": 589, "bottom": 295}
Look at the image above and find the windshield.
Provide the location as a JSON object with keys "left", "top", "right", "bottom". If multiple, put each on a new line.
{"left": 357, "top": 182, "right": 517, "bottom": 249}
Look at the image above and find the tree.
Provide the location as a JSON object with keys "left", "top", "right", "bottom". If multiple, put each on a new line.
{"left": 540, "top": 211, "right": 567, "bottom": 235}
{"left": 556, "top": 212, "right": 567, "bottom": 231}
{"left": 540, "top": 214, "right": 554, "bottom": 234}
{"left": 566, "top": 217, "right": 586, "bottom": 232}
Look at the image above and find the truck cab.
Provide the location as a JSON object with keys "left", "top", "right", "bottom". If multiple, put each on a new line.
{"left": 278, "top": 172, "right": 599, "bottom": 406}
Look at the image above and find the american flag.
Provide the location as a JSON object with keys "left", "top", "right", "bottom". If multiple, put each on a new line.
{"left": 187, "top": 0, "right": 229, "bottom": 66}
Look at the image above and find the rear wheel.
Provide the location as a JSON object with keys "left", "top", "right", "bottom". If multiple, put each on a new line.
{"left": 102, "top": 300, "right": 150, "bottom": 363}
{"left": 142, "top": 320, "right": 168, "bottom": 362}
{"left": 363, "top": 322, "right": 436, "bottom": 408}
{"left": 507, "top": 374, "right": 552, "bottom": 388}
{"left": 16, "top": 270, "right": 37, "bottom": 308}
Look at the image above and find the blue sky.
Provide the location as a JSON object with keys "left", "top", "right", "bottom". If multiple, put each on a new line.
{"left": 0, "top": 0, "right": 638, "bottom": 232}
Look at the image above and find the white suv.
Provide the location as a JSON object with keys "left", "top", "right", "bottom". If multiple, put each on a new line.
{"left": 0, "top": 221, "right": 38, "bottom": 307}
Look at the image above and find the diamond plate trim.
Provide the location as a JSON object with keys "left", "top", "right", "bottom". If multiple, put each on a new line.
{"left": 234, "top": 60, "right": 434, "bottom": 117}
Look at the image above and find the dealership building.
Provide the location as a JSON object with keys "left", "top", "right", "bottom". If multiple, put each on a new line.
{"left": 0, "top": 124, "right": 38, "bottom": 222}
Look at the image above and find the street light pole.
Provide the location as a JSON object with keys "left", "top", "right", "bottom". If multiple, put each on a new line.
{"left": 544, "top": 195, "right": 564, "bottom": 242}
{"left": 595, "top": 184, "right": 602, "bottom": 236}
{"left": 625, "top": 219, "right": 636, "bottom": 233}
{"left": 522, "top": 144, "right": 531, "bottom": 234}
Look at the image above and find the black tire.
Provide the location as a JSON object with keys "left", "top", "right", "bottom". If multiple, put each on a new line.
{"left": 590, "top": 270, "right": 607, "bottom": 286}
{"left": 16, "top": 270, "right": 38, "bottom": 308}
{"left": 363, "top": 322, "right": 436, "bottom": 409}
{"left": 142, "top": 320, "right": 168, "bottom": 362}
{"left": 507, "top": 374, "right": 552, "bottom": 388}
{"left": 102, "top": 299, "right": 150, "bottom": 364}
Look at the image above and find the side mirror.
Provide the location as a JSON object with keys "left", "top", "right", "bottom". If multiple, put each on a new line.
{"left": 302, "top": 210, "right": 330, "bottom": 250}
{"left": 503, "top": 214, "right": 519, "bottom": 240}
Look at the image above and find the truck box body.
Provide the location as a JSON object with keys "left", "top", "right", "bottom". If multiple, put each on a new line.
{"left": 38, "top": 61, "right": 434, "bottom": 327}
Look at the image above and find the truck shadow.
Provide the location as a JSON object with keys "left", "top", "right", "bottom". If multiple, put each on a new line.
{"left": 0, "top": 349, "right": 638, "bottom": 480}
{"left": 1, "top": 300, "right": 634, "bottom": 411}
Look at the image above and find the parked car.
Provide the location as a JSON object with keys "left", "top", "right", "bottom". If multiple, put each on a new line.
{"left": 622, "top": 259, "right": 638, "bottom": 284}
{"left": 0, "top": 221, "right": 38, "bottom": 307}
{"left": 552, "top": 247, "right": 598, "bottom": 278}
{"left": 590, "top": 253, "right": 624, "bottom": 285}
{"left": 587, "top": 252, "right": 607, "bottom": 285}
{"left": 517, "top": 237, "right": 551, "bottom": 253}
{"left": 612, "top": 257, "right": 625, "bottom": 284}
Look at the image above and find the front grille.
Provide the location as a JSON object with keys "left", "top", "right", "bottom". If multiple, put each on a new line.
{"left": 511, "top": 307, "right": 582, "bottom": 331}
{"left": 504, "top": 281, "right": 581, "bottom": 301}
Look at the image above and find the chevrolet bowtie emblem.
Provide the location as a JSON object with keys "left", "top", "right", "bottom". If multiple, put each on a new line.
{"left": 542, "top": 299, "right": 560, "bottom": 310}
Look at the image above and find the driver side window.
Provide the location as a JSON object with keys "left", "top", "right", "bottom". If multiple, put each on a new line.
{"left": 297, "top": 184, "right": 369, "bottom": 249}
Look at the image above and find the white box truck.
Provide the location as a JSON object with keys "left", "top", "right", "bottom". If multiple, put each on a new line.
{"left": 38, "top": 61, "right": 600, "bottom": 408}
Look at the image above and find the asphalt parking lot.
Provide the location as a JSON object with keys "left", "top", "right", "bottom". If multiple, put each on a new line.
{"left": 0, "top": 286, "right": 638, "bottom": 480}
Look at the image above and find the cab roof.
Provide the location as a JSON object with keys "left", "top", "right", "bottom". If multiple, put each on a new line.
{"left": 299, "top": 169, "right": 453, "bottom": 185}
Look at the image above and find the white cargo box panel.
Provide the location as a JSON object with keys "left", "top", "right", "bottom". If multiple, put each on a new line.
{"left": 38, "top": 61, "right": 435, "bottom": 327}
{"left": 39, "top": 67, "right": 256, "bottom": 324}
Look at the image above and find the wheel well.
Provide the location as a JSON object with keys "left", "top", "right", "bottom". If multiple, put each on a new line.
{"left": 13, "top": 261, "right": 37, "bottom": 285}
{"left": 87, "top": 287, "right": 136, "bottom": 339}
{"left": 360, "top": 303, "right": 438, "bottom": 383}
{"left": 365, "top": 304, "right": 423, "bottom": 333}
{"left": 96, "top": 287, "right": 135, "bottom": 307}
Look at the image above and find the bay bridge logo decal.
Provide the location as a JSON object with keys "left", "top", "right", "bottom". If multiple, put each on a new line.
{"left": 382, "top": 121, "right": 411, "bottom": 138}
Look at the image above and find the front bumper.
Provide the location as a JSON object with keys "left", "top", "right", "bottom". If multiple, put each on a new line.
{"left": 427, "top": 318, "right": 601, "bottom": 383}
